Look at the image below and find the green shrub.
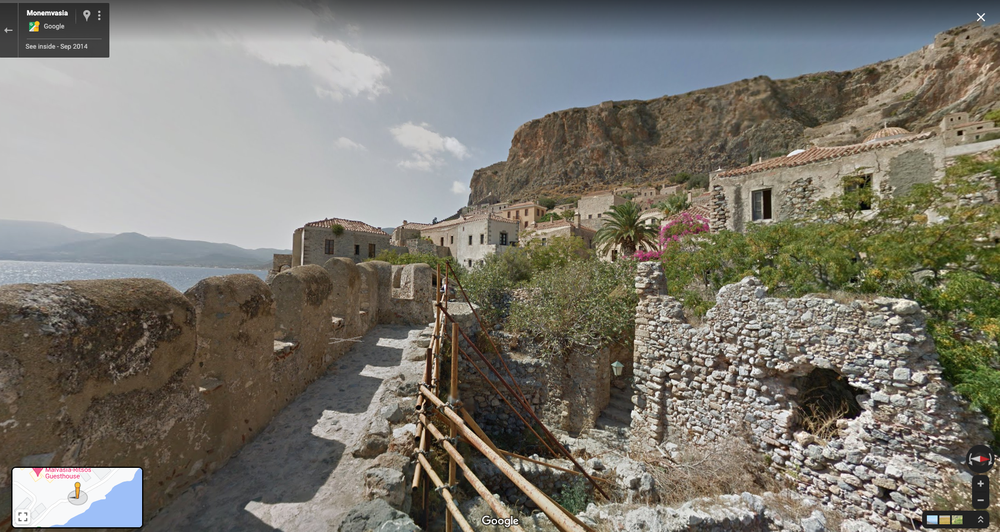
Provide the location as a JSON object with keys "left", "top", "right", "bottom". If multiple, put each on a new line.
{"left": 984, "top": 109, "right": 1000, "bottom": 123}
{"left": 462, "top": 249, "right": 531, "bottom": 325}
{"left": 537, "top": 196, "right": 557, "bottom": 210}
{"left": 555, "top": 477, "right": 590, "bottom": 515}
{"left": 523, "top": 236, "right": 592, "bottom": 273}
{"left": 506, "top": 259, "right": 637, "bottom": 353}
{"left": 686, "top": 173, "right": 709, "bottom": 190}
{"left": 368, "top": 249, "right": 463, "bottom": 277}
{"left": 330, "top": 223, "right": 345, "bottom": 236}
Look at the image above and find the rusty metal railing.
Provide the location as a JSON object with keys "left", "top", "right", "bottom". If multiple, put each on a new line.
{"left": 409, "top": 264, "right": 602, "bottom": 532}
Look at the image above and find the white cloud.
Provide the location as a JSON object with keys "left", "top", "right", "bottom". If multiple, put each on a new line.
{"left": 390, "top": 122, "right": 470, "bottom": 171}
{"left": 225, "top": 36, "right": 389, "bottom": 102}
{"left": 334, "top": 137, "right": 366, "bottom": 151}
{"left": 451, "top": 181, "right": 468, "bottom": 195}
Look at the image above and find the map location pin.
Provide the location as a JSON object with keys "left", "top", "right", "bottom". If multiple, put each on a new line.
{"left": 75, "top": 482, "right": 81, "bottom": 499}
{"left": 83, "top": 10, "right": 90, "bottom": 21}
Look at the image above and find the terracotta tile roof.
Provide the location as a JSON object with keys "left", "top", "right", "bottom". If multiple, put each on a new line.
{"left": 305, "top": 217, "right": 389, "bottom": 235}
{"left": 663, "top": 204, "right": 712, "bottom": 223}
{"left": 504, "top": 202, "right": 543, "bottom": 209}
{"left": 400, "top": 221, "right": 432, "bottom": 230}
{"left": 531, "top": 219, "right": 573, "bottom": 231}
{"left": 715, "top": 131, "right": 935, "bottom": 178}
{"left": 423, "top": 213, "right": 519, "bottom": 231}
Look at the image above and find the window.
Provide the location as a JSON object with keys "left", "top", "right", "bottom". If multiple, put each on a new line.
{"left": 354, "top": 244, "right": 360, "bottom": 255}
{"left": 468, "top": 259, "right": 473, "bottom": 267}
{"left": 440, "top": 237, "right": 444, "bottom": 246}
{"left": 524, "top": 208, "right": 528, "bottom": 215}
{"left": 468, "top": 235, "right": 473, "bottom": 245}
{"left": 524, "top": 221, "right": 528, "bottom": 228}
{"left": 844, "top": 174, "right": 873, "bottom": 211}
{"left": 499, "top": 232, "right": 508, "bottom": 245}
{"left": 751, "top": 189, "right": 772, "bottom": 221}
{"left": 368, "top": 243, "right": 376, "bottom": 258}
{"left": 480, "top": 234, "right": 484, "bottom": 244}
{"left": 588, "top": 214, "right": 593, "bottom": 219}
{"left": 597, "top": 213, "right": 602, "bottom": 218}
{"left": 450, "top": 236, "right": 454, "bottom": 244}
{"left": 325, "top": 239, "right": 335, "bottom": 254}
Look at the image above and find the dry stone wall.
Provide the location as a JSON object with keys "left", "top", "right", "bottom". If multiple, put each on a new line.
{"left": 0, "top": 260, "right": 434, "bottom": 528}
{"left": 460, "top": 335, "right": 610, "bottom": 437}
{"left": 632, "top": 261, "right": 992, "bottom": 530}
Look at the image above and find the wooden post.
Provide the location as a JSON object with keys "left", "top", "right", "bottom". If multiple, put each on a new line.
{"left": 421, "top": 414, "right": 525, "bottom": 532}
{"left": 421, "top": 387, "right": 589, "bottom": 532}
{"left": 416, "top": 454, "right": 475, "bottom": 532}
{"left": 413, "top": 264, "right": 444, "bottom": 492}
{"left": 446, "top": 321, "right": 459, "bottom": 532}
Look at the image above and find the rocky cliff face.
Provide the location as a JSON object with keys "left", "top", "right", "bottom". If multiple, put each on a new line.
{"left": 468, "top": 22, "right": 1000, "bottom": 205}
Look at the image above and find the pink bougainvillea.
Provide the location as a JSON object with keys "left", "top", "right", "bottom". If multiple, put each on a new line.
{"left": 632, "top": 212, "right": 710, "bottom": 261}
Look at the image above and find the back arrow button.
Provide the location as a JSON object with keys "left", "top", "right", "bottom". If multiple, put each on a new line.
{"left": 3, "top": 28, "right": 11, "bottom": 34}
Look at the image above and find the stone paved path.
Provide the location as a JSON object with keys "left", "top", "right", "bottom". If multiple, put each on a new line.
{"left": 141, "top": 325, "right": 425, "bottom": 532}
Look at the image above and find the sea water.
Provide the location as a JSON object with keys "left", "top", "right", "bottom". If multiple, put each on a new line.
{"left": 0, "top": 260, "right": 268, "bottom": 292}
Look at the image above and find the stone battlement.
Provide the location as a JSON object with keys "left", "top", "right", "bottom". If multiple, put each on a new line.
{"left": 0, "top": 259, "right": 434, "bottom": 527}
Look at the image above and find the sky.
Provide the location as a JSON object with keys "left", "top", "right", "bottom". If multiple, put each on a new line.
{"left": 0, "top": 0, "right": 990, "bottom": 249}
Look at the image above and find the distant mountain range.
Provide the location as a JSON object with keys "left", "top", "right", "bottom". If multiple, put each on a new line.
{"left": 0, "top": 220, "right": 290, "bottom": 270}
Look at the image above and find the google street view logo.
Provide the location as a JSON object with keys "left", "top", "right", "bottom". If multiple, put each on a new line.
{"left": 28, "top": 20, "right": 39, "bottom": 32}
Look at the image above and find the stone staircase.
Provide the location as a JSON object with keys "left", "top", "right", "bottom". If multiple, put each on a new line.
{"left": 594, "top": 385, "right": 634, "bottom": 436}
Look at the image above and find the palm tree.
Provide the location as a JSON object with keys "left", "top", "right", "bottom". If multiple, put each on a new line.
{"left": 593, "top": 201, "right": 658, "bottom": 258}
{"left": 653, "top": 192, "right": 691, "bottom": 218}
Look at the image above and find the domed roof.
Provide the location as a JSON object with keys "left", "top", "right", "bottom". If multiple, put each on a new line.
{"left": 863, "top": 126, "right": 911, "bottom": 143}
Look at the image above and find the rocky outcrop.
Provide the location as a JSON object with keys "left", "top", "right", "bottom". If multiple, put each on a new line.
{"left": 468, "top": 22, "right": 1000, "bottom": 204}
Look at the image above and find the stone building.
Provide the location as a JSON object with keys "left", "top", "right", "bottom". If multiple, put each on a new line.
{"left": 578, "top": 191, "right": 626, "bottom": 230}
{"left": 632, "top": 262, "right": 992, "bottom": 530}
{"left": 940, "top": 112, "right": 1000, "bottom": 147}
{"left": 518, "top": 219, "right": 597, "bottom": 249}
{"left": 420, "top": 213, "right": 520, "bottom": 268}
{"left": 499, "top": 201, "right": 547, "bottom": 229}
{"left": 291, "top": 217, "right": 391, "bottom": 266}
{"left": 708, "top": 115, "right": 1000, "bottom": 232}
{"left": 390, "top": 220, "right": 432, "bottom": 247}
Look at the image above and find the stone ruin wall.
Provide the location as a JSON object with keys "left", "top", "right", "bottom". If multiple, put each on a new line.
{"left": 0, "top": 259, "right": 435, "bottom": 528}
{"left": 457, "top": 335, "right": 611, "bottom": 438}
{"left": 632, "top": 262, "right": 992, "bottom": 530}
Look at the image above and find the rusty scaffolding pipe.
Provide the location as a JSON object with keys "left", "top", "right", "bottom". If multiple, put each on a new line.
{"left": 452, "top": 342, "right": 558, "bottom": 458}
{"left": 420, "top": 414, "right": 526, "bottom": 532}
{"left": 413, "top": 264, "right": 444, "bottom": 492}
{"left": 420, "top": 387, "right": 588, "bottom": 532}
{"left": 446, "top": 322, "right": 459, "bottom": 532}
{"left": 441, "top": 307, "right": 609, "bottom": 500}
{"left": 446, "top": 262, "right": 530, "bottom": 404}
{"left": 415, "top": 453, "right": 475, "bottom": 532}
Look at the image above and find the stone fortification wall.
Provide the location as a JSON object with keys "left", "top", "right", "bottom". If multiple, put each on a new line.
{"left": 632, "top": 262, "right": 992, "bottom": 530}
{"left": 0, "top": 260, "right": 433, "bottom": 528}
